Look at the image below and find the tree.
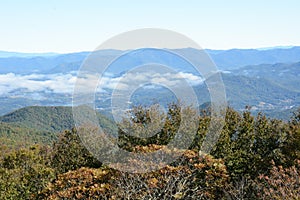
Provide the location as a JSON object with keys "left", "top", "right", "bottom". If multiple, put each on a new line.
{"left": 0, "top": 145, "right": 54, "bottom": 199}
{"left": 118, "top": 103, "right": 184, "bottom": 150}
{"left": 50, "top": 128, "right": 101, "bottom": 174}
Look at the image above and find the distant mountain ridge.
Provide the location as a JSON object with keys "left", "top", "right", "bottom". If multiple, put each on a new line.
{"left": 1, "top": 47, "right": 300, "bottom": 74}
{"left": 0, "top": 51, "right": 60, "bottom": 58}
{"left": 208, "top": 46, "right": 300, "bottom": 69}
{"left": 220, "top": 73, "right": 300, "bottom": 110}
{"left": 230, "top": 61, "right": 300, "bottom": 92}
{"left": 0, "top": 52, "right": 89, "bottom": 74}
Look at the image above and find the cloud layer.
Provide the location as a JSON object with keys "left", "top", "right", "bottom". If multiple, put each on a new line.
{"left": 0, "top": 71, "right": 203, "bottom": 98}
{"left": 0, "top": 73, "right": 77, "bottom": 96}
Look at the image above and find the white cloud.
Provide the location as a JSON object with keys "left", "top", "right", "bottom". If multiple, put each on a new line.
{"left": 0, "top": 73, "right": 77, "bottom": 96}
{"left": 0, "top": 71, "right": 204, "bottom": 98}
{"left": 97, "top": 71, "right": 204, "bottom": 91}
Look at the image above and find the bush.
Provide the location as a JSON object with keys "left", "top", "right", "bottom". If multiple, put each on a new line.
{"left": 256, "top": 160, "right": 300, "bottom": 199}
{"left": 40, "top": 148, "right": 229, "bottom": 199}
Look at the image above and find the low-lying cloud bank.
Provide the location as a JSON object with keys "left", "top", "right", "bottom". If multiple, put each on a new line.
{"left": 0, "top": 73, "right": 77, "bottom": 95}
{"left": 0, "top": 71, "right": 204, "bottom": 98}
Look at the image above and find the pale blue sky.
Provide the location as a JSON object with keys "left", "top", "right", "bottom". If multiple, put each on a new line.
{"left": 1, "top": 0, "right": 300, "bottom": 53}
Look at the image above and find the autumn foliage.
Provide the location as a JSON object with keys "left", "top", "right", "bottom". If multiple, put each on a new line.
{"left": 0, "top": 106, "right": 300, "bottom": 199}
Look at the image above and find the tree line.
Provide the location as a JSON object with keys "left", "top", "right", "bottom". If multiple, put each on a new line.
{"left": 0, "top": 104, "right": 299, "bottom": 199}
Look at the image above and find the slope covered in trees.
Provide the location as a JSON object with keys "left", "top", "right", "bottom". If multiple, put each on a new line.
{"left": 0, "top": 106, "right": 75, "bottom": 132}
{"left": 0, "top": 105, "right": 299, "bottom": 199}
{"left": 0, "top": 106, "right": 117, "bottom": 150}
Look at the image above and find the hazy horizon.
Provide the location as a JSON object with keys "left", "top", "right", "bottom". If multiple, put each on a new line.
{"left": 0, "top": 45, "right": 298, "bottom": 55}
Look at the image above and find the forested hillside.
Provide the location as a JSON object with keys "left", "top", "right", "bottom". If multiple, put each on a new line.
{"left": 0, "top": 106, "right": 117, "bottom": 151}
{"left": 0, "top": 105, "right": 299, "bottom": 199}
{"left": 0, "top": 106, "right": 75, "bottom": 132}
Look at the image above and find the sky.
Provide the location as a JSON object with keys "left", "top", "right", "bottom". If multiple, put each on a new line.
{"left": 1, "top": 0, "right": 300, "bottom": 53}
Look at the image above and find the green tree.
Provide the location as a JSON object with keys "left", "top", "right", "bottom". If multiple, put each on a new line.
{"left": 118, "top": 103, "right": 182, "bottom": 150}
{"left": 0, "top": 145, "right": 54, "bottom": 199}
{"left": 51, "top": 128, "right": 101, "bottom": 174}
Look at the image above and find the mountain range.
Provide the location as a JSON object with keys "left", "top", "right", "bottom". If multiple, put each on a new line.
{"left": 0, "top": 46, "right": 299, "bottom": 120}
{"left": 1, "top": 47, "right": 300, "bottom": 74}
